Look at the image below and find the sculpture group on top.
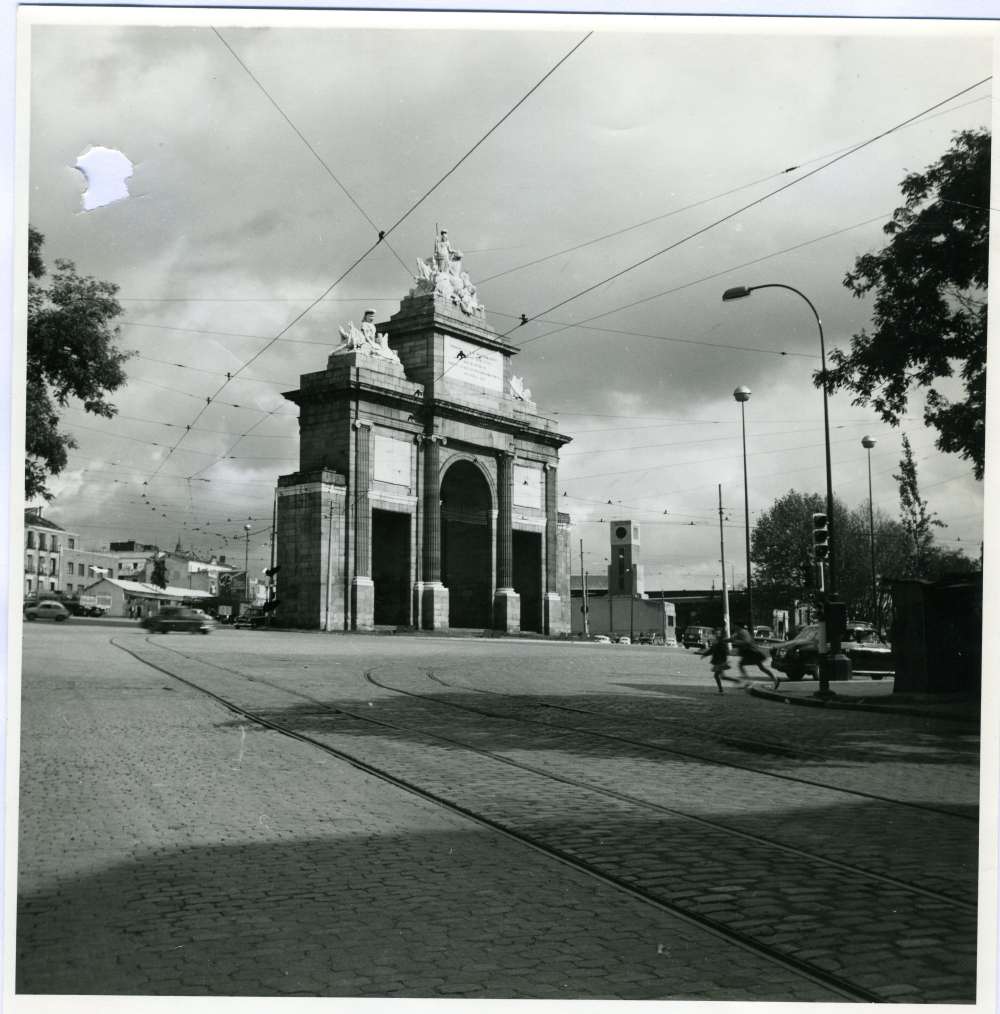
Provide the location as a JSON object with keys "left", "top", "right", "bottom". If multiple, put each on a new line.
{"left": 412, "top": 229, "right": 484, "bottom": 318}
{"left": 334, "top": 308, "right": 402, "bottom": 364}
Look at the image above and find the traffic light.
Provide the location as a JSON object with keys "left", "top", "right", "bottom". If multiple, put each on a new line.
{"left": 812, "top": 512, "right": 830, "bottom": 561}
{"left": 264, "top": 565, "right": 282, "bottom": 578}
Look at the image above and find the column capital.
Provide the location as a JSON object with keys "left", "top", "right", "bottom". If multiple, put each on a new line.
{"left": 420, "top": 433, "right": 447, "bottom": 446}
{"left": 352, "top": 419, "right": 374, "bottom": 430}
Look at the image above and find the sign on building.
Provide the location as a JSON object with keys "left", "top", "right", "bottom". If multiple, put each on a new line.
{"left": 444, "top": 336, "right": 503, "bottom": 393}
{"left": 373, "top": 434, "right": 412, "bottom": 486}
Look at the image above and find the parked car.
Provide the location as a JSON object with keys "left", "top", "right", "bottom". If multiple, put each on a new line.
{"left": 637, "top": 631, "right": 657, "bottom": 645}
{"left": 24, "top": 600, "right": 71, "bottom": 622}
{"left": 141, "top": 607, "right": 216, "bottom": 634}
{"left": 592, "top": 634, "right": 611, "bottom": 644}
{"left": 682, "top": 625, "right": 714, "bottom": 650}
{"left": 234, "top": 606, "right": 267, "bottom": 629}
{"left": 617, "top": 635, "right": 631, "bottom": 645}
{"left": 770, "top": 623, "right": 893, "bottom": 681}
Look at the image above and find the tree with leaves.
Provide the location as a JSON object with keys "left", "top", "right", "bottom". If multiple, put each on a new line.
{"left": 26, "top": 227, "right": 132, "bottom": 500}
{"left": 826, "top": 129, "right": 989, "bottom": 480}
{"left": 893, "top": 434, "right": 945, "bottom": 576}
{"left": 150, "top": 554, "right": 168, "bottom": 590}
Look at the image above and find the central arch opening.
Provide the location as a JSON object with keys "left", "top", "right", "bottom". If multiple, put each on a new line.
{"left": 440, "top": 460, "right": 492, "bottom": 629}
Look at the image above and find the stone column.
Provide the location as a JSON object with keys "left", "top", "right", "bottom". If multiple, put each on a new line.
{"left": 351, "top": 420, "right": 375, "bottom": 630}
{"left": 493, "top": 450, "right": 520, "bottom": 633}
{"left": 420, "top": 435, "right": 449, "bottom": 629}
{"left": 543, "top": 462, "right": 562, "bottom": 634}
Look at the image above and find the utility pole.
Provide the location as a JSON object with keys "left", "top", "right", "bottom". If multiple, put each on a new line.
{"left": 243, "top": 524, "right": 252, "bottom": 605}
{"left": 268, "top": 493, "right": 277, "bottom": 627}
{"left": 580, "top": 539, "right": 589, "bottom": 637}
{"left": 718, "top": 485, "right": 731, "bottom": 637}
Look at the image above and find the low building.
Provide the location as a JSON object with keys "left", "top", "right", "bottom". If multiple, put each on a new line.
{"left": 109, "top": 541, "right": 234, "bottom": 593}
{"left": 24, "top": 509, "right": 114, "bottom": 597}
{"left": 83, "top": 577, "right": 216, "bottom": 618}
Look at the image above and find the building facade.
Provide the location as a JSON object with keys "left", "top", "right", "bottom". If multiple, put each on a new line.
{"left": 276, "top": 236, "right": 572, "bottom": 633}
{"left": 24, "top": 509, "right": 114, "bottom": 596}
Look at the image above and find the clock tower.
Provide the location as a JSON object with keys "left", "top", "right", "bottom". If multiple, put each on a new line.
{"left": 608, "top": 520, "right": 643, "bottom": 596}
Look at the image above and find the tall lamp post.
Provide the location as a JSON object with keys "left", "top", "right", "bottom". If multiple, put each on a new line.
{"left": 243, "top": 523, "right": 252, "bottom": 605}
{"left": 722, "top": 283, "right": 851, "bottom": 692}
{"left": 862, "top": 436, "right": 878, "bottom": 635}
{"left": 733, "top": 385, "right": 753, "bottom": 631}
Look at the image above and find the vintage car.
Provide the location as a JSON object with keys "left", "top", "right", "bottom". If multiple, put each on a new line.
{"left": 141, "top": 606, "right": 216, "bottom": 635}
{"left": 23, "top": 600, "right": 71, "bottom": 622}
{"left": 682, "top": 626, "right": 715, "bottom": 650}
{"left": 770, "top": 622, "right": 893, "bottom": 681}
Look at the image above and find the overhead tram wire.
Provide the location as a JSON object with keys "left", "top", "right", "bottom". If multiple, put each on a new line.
{"left": 432, "top": 211, "right": 888, "bottom": 387}
{"left": 143, "top": 237, "right": 382, "bottom": 484}
{"left": 110, "top": 93, "right": 988, "bottom": 308}
{"left": 498, "top": 212, "right": 892, "bottom": 352}
{"left": 475, "top": 89, "right": 991, "bottom": 290}
{"left": 211, "top": 28, "right": 412, "bottom": 280}
{"left": 182, "top": 36, "right": 593, "bottom": 483}
{"left": 378, "top": 32, "right": 592, "bottom": 242}
{"left": 501, "top": 75, "right": 992, "bottom": 341}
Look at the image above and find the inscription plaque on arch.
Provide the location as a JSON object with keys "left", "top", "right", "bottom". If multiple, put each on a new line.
{"left": 444, "top": 335, "right": 503, "bottom": 392}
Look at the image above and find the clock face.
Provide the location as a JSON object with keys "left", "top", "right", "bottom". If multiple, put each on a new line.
{"left": 615, "top": 526, "right": 628, "bottom": 540}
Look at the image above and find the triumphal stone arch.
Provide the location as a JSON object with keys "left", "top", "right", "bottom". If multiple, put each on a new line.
{"left": 275, "top": 232, "right": 572, "bottom": 634}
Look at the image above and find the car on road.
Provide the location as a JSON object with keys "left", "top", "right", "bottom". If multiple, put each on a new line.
{"left": 234, "top": 606, "right": 267, "bottom": 629}
{"left": 682, "top": 625, "right": 714, "bottom": 650}
{"left": 617, "top": 635, "right": 631, "bottom": 645}
{"left": 769, "top": 623, "right": 893, "bottom": 681}
{"left": 24, "top": 600, "right": 71, "bottom": 622}
{"left": 141, "top": 607, "right": 216, "bottom": 634}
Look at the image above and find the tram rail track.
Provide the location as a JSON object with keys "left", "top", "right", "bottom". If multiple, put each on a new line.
{"left": 398, "top": 671, "right": 977, "bottom": 822}
{"left": 110, "top": 635, "right": 979, "bottom": 1003}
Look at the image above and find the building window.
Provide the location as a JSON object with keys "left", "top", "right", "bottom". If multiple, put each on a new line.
{"left": 26, "top": 554, "right": 33, "bottom": 573}
{"left": 27, "top": 531, "right": 35, "bottom": 549}
{"left": 39, "top": 534, "right": 47, "bottom": 552}
{"left": 67, "top": 562, "right": 74, "bottom": 575}
{"left": 49, "top": 581, "right": 55, "bottom": 591}
{"left": 668, "top": 615, "right": 675, "bottom": 627}
{"left": 50, "top": 559, "right": 58, "bottom": 576}
{"left": 26, "top": 578, "right": 32, "bottom": 591}
{"left": 51, "top": 537, "right": 59, "bottom": 552}
{"left": 68, "top": 538, "right": 75, "bottom": 549}
{"left": 88, "top": 566, "right": 95, "bottom": 578}
{"left": 67, "top": 583, "right": 73, "bottom": 592}
{"left": 618, "top": 549, "right": 625, "bottom": 591}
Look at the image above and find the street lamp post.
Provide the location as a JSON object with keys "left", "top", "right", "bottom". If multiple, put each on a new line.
{"left": 243, "top": 523, "right": 252, "bottom": 604}
{"left": 722, "top": 283, "right": 851, "bottom": 693}
{"left": 863, "top": 436, "right": 878, "bottom": 636}
{"left": 734, "top": 385, "right": 753, "bottom": 631}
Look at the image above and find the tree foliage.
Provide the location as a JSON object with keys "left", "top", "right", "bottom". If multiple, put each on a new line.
{"left": 26, "top": 227, "right": 132, "bottom": 500}
{"left": 825, "top": 129, "right": 989, "bottom": 479}
{"left": 751, "top": 488, "right": 977, "bottom": 630}
{"left": 893, "top": 433, "right": 944, "bottom": 574}
{"left": 150, "top": 554, "right": 168, "bottom": 590}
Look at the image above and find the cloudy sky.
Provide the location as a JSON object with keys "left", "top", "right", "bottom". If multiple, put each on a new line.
{"left": 26, "top": 15, "right": 991, "bottom": 585}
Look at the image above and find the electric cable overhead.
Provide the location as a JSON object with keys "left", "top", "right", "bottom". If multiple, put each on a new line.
{"left": 501, "top": 75, "right": 992, "bottom": 338}
{"left": 212, "top": 28, "right": 412, "bottom": 279}
{"left": 380, "top": 32, "right": 592, "bottom": 241}
{"left": 475, "top": 90, "right": 990, "bottom": 290}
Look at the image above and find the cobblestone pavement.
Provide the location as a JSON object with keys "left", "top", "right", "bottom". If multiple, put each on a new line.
{"left": 17, "top": 625, "right": 981, "bottom": 1001}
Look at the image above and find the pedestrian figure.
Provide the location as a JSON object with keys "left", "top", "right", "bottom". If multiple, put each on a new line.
{"left": 135, "top": 605, "right": 142, "bottom": 621}
{"left": 698, "top": 627, "right": 734, "bottom": 693}
{"left": 730, "top": 623, "right": 779, "bottom": 690}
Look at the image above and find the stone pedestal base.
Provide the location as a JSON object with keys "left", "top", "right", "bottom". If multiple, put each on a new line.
{"left": 543, "top": 592, "right": 564, "bottom": 635}
{"left": 351, "top": 577, "right": 374, "bottom": 631}
{"left": 420, "top": 582, "right": 450, "bottom": 630}
{"left": 493, "top": 587, "right": 521, "bottom": 634}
